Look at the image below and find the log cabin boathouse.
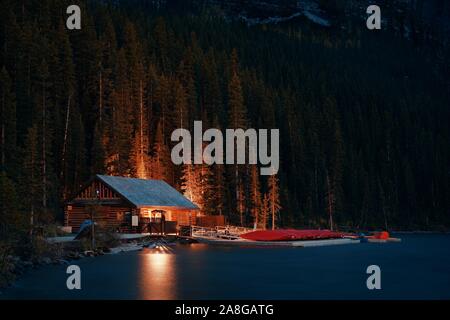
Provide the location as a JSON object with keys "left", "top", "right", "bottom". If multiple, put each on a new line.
{"left": 64, "top": 174, "right": 200, "bottom": 234}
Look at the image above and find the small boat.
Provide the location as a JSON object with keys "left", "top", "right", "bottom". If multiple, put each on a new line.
{"left": 364, "top": 231, "right": 402, "bottom": 243}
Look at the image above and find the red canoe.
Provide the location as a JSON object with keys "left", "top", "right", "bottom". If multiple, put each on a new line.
{"left": 240, "top": 229, "right": 346, "bottom": 241}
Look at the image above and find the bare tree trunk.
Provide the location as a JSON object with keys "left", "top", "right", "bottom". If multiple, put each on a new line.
{"left": 254, "top": 185, "right": 258, "bottom": 228}
{"left": 140, "top": 80, "right": 143, "bottom": 158}
{"left": 263, "top": 209, "right": 266, "bottom": 230}
{"left": 187, "top": 165, "right": 193, "bottom": 201}
{"left": 99, "top": 71, "right": 103, "bottom": 124}
{"left": 327, "top": 172, "right": 334, "bottom": 231}
{"left": 42, "top": 83, "right": 47, "bottom": 210}
{"left": 236, "top": 166, "right": 243, "bottom": 226}
{"left": 60, "top": 94, "right": 72, "bottom": 198}
{"left": 1, "top": 118, "right": 4, "bottom": 168}
{"left": 1, "top": 88, "right": 4, "bottom": 168}
{"left": 30, "top": 205, "right": 34, "bottom": 238}
{"left": 30, "top": 145, "right": 35, "bottom": 238}
{"left": 383, "top": 207, "right": 389, "bottom": 231}
{"left": 271, "top": 201, "right": 275, "bottom": 230}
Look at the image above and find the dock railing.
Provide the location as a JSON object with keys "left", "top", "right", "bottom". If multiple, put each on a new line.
{"left": 191, "top": 225, "right": 256, "bottom": 239}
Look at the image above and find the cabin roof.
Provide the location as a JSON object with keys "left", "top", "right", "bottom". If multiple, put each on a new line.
{"left": 95, "top": 174, "right": 199, "bottom": 210}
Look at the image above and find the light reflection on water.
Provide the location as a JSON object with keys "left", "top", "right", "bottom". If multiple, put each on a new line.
{"left": 138, "top": 246, "right": 176, "bottom": 300}
{"left": 2, "top": 235, "right": 449, "bottom": 299}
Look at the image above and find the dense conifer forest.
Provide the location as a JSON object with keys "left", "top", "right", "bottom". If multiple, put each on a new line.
{"left": 1, "top": 0, "right": 449, "bottom": 245}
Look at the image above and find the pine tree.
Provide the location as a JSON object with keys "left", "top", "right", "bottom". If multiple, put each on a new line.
{"left": 35, "top": 58, "right": 56, "bottom": 220}
{"left": 267, "top": 173, "right": 282, "bottom": 230}
{"left": 325, "top": 169, "right": 335, "bottom": 230}
{"left": 227, "top": 72, "right": 246, "bottom": 128}
{"left": 177, "top": 47, "right": 197, "bottom": 123}
{"left": 14, "top": 21, "right": 34, "bottom": 144}
{"left": 199, "top": 163, "right": 215, "bottom": 215}
{"left": 130, "top": 62, "right": 150, "bottom": 179}
{"left": 96, "top": 13, "right": 117, "bottom": 165}
{"left": 154, "top": 74, "right": 172, "bottom": 139}
{"left": 181, "top": 163, "right": 214, "bottom": 213}
{"left": 250, "top": 165, "right": 262, "bottom": 228}
{"left": 173, "top": 79, "right": 189, "bottom": 129}
{"left": 57, "top": 19, "right": 76, "bottom": 199}
{"left": 153, "top": 17, "right": 169, "bottom": 72}
{"left": 0, "top": 68, "right": 16, "bottom": 174}
{"left": 108, "top": 49, "right": 133, "bottom": 176}
{"left": 227, "top": 49, "right": 248, "bottom": 226}
{"left": 212, "top": 163, "right": 227, "bottom": 216}
{"left": 209, "top": 116, "right": 227, "bottom": 217}
{"left": 261, "top": 193, "right": 270, "bottom": 230}
{"left": 201, "top": 49, "right": 223, "bottom": 123}
{"left": 181, "top": 164, "right": 198, "bottom": 205}
{"left": 146, "top": 63, "right": 158, "bottom": 118}
{"left": 20, "top": 125, "right": 41, "bottom": 235}
{"left": 0, "top": 172, "right": 24, "bottom": 238}
{"left": 91, "top": 122, "right": 106, "bottom": 175}
{"left": 236, "top": 182, "right": 246, "bottom": 226}
{"left": 64, "top": 109, "right": 87, "bottom": 199}
{"left": 149, "top": 120, "right": 171, "bottom": 182}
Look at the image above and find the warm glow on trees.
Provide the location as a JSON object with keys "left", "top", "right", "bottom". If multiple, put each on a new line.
{"left": 267, "top": 172, "right": 281, "bottom": 230}
{"left": 1, "top": 0, "right": 446, "bottom": 236}
{"left": 250, "top": 165, "right": 262, "bottom": 228}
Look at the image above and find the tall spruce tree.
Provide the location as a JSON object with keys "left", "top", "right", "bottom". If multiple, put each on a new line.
{"left": 0, "top": 68, "right": 16, "bottom": 174}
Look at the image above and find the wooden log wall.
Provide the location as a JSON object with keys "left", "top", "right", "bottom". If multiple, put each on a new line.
{"left": 196, "top": 215, "right": 226, "bottom": 228}
{"left": 170, "top": 210, "right": 197, "bottom": 226}
{"left": 66, "top": 205, "right": 132, "bottom": 232}
{"left": 66, "top": 206, "right": 200, "bottom": 233}
{"left": 76, "top": 180, "right": 120, "bottom": 200}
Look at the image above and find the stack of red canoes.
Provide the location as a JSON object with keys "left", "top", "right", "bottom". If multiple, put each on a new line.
{"left": 240, "top": 229, "right": 346, "bottom": 241}
{"left": 368, "top": 231, "right": 390, "bottom": 240}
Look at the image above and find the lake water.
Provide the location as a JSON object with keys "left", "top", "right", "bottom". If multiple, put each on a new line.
{"left": 1, "top": 234, "right": 449, "bottom": 300}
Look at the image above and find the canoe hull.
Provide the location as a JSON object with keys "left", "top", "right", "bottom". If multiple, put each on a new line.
{"left": 193, "top": 236, "right": 360, "bottom": 247}
{"left": 240, "top": 229, "right": 347, "bottom": 241}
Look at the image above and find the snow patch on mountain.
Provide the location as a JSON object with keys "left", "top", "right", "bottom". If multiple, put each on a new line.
{"left": 303, "top": 11, "right": 330, "bottom": 27}
{"left": 237, "top": 0, "right": 330, "bottom": 28}
{"left": 239, "top": 12, "right": 303, "bottom": 26}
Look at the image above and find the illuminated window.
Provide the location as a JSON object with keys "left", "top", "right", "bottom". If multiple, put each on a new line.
{"left": 153, "top": 212, "right": 162, "bottom": 219}
{"left": 141, "top": 209, "right": 151, "bottom": 218}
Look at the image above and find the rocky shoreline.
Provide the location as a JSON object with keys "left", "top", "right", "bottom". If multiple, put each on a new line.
{"left": 1, "top": 236, "right": 197, "bottom": 289}
{"left": 5, "top": 247, "right": 112, "bottom": 279}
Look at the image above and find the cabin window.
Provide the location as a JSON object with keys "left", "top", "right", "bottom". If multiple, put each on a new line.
{"left": 141, "top": 208, "right": 151, "bottom": 218}
{"left": 153, "top": 212, "right": 162, "bottom": 219}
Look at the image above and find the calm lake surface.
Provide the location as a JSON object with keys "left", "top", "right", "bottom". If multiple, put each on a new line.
{"left": 1, "top": 234, "right": 449, "bottom": 300}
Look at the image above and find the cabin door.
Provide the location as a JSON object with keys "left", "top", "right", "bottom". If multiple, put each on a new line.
{"left": 149, "top": 210, "right": 167, "bottom": 234}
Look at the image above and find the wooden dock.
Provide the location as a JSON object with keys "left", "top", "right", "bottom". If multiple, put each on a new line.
{"left": 367, "top": 237, "right": 402, "bottom": 243}
{"left": 190, "top": 225, "right": 362, "bottom": 247}
{"left": 193, "top": 236, "right": 360, "bottom": 247}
